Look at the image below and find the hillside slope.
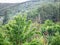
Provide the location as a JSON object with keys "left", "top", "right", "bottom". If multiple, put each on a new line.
{"left": 0, "top": 0, "right": 60, "bottom": 24}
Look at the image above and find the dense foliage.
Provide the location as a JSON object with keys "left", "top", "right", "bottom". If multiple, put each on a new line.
{"left": 0, "top": 15, "right": 60, "bottom": 45}
{"left": 3, "top": 15, "right": 37, "bottom": 45}
{"left": 26, "top": 2, "right": 60, "bottom": 23}
{"left": 0, "top": 1, "right": 60, "bottom": 45}
{"left": 40, "top": 20, "right": 60, "bottom": 45}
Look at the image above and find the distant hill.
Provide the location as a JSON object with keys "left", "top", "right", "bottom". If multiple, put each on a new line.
{"left": 0, "top": 3, "right": 18, "bottom": 9}
{"left": 0, "top": 0, "right": 60, "bottom": 24}
{"left": 0, "top": 0, "right": 59, "bottom": 16}
{"left": 0, "top": 0, "right": 41, "bottom": 16}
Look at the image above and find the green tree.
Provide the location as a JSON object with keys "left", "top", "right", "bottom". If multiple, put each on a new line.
{"left": 5, "top": 15, "right": 36, "bottom": 45}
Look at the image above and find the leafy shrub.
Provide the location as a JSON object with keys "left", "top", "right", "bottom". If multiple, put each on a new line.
{"left": 40, "top": 20, "right": 60, "bottom": 45}
{"left": 4, "top": 15, "right": 36, "bottom": 45}
{"left": 41, "top": 20, "right": 60, "bottom": 36}
{"left": 0, "top": 28, "right": 11, "bottom": 45}
{"left": 51, "top": 35, "right": 60, "bottom": 45}
{"left": 23, "top": 38, "right": 42, "bottom": 45}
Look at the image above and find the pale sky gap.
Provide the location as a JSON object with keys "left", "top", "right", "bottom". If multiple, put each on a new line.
{"left": 0, "top": 0, "right": 29, "bottom": 3}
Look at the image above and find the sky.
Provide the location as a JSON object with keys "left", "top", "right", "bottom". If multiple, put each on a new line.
{"left": 0, "top": 0, "right": 29, "bottom": 3}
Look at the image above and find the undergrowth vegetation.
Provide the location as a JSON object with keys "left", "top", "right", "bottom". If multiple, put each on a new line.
{"left": 0, "top": 2, "right": 60, "bottom": 45}
{"left": 0, "top": 15, "right": 60, "bottom": 45}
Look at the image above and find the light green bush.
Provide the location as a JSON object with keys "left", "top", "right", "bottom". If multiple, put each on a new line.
{"left": 4, "top": 15, "right": 36, "bottom": 45}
